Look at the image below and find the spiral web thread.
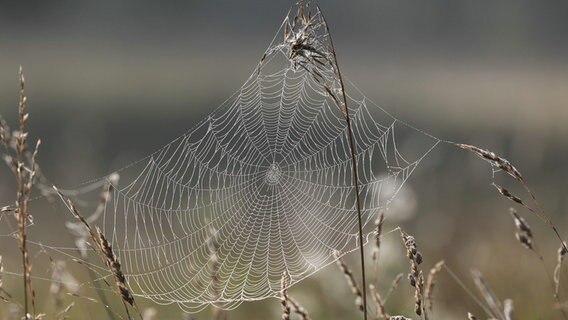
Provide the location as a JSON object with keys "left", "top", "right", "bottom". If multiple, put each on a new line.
{"left": 19, "top": 2, "right": 439, "bottom": 313}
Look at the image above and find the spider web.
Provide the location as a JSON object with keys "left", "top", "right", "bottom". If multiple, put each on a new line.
{"left": 3, "top": 2, "right": 440, "bottom": 313}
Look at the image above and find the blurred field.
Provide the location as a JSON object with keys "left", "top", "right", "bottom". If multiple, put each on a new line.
{"left": 1, "top": 1, "right": 568, "bottom": 319}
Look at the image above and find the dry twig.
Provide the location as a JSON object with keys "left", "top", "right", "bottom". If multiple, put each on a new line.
{"left": 424, "top": 260, "right": 445, "bottom": 312}
{"left": 334, "top": 250, "right": 364, "bottom": 312}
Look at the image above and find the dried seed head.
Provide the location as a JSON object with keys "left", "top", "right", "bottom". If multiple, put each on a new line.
{"left": 425, "top": 260, "right": 445, "bottom": 311}
{"left": 515, "top": 233, "right": 533, "bottom": 250}
{"left": 456, "top": 144, "right": 523, "bottom": 183}
{"left": 414, "top": 272, "right": 424, "bottom": 316}
{"left": 493, "top": 184, "right": 523, "bottom": 205}
{"left": 280, "top": 273, "right": 291, "bottom": 320}
{"left": 415, "top": 252, "right": 423, "bottom": 265}
{"left": 559, "top": 244, "right": 568, "bottom": 261}
{"left": 400, "top": 230, "right": 423, "bottom": 294}
{"left": 509, "top": 208, "right": 534, "bottom": 250}
{"left": 96, "top": 227, "right": 135, "bottom": 306}
{"left": 372, "top": 210, "right": 385, "bottom": 262}
{"left": 510, "top": 208, "right": 532, "bottom": 237}
{"left": 334, "top": 250, "right": 364, "bottom": 311}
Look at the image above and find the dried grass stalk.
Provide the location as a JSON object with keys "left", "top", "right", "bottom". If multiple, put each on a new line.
{"left": 458, "top": 144, "right": 567, "bottom": 254}
{"left": 414, "top": 272, "right": 425, "bottom": 318}
{"left": 369, "top": 284, "right": 388, "bottom": 319}
{"left": 424, "top": 260, "right": 445, "bottom": 312}
{"left": 554, "top": 243, "right": 567, "bottom": 299}
{"left": 288, "top": 297, "right": 311, "bottom": 320}
{"left": 385, "top": 273, "right": 404, "bottom": 301}
{"left": 53, "top": 186, "right": 139, "bottom": 319}
{"left": 64, "top": 173, "right": 118, "bottom": 260}
{"left": 283, "top": 3, "right": 370, "bottom": 317}
{"left": 470, "top": 269, "right": 503, "bottom": 319}
{"left": 399, "top": 230, "right": 426, "bottom": 317}
{"left": 456, "top": 144, "right": 522, "bottom": 182}
{"left": 11, "top": 66, "right": 39, "bottom": 320}
{"left": 372, "top": 210, "right": 385, "bottom": 263}
{"left": 280, "top": 273, "right": 291, "bottom": 320}
{"left": 96, "top": 228, "right": 134, "bottom": 307}
{"left": 334, "top": 250, "right": 364, "bottom": 311}
{"left": 55, "top": 302, "right": 74, "bottom": 320}
{"left": 509, "top": 208, "right": 533, "bottom": 251}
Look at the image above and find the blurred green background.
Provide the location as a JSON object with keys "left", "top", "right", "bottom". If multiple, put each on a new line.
{"left": 1, "top": 0, "right": 568, "bottom": 319}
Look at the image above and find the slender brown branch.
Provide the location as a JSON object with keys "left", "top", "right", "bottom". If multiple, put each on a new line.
{"left": 316, "top": 6, "right": 368, "bottom": 319}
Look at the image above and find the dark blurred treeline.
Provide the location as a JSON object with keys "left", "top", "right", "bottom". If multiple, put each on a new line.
{"left": 1, "top": 0, "right": 568, "bottom": 55}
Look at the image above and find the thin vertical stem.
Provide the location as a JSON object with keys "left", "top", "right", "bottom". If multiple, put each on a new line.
{"left": 16, "top": 66, "right": 30, "bottom": 319}
{"left": 318, "top": 7, "right": 368, "bottom": 320}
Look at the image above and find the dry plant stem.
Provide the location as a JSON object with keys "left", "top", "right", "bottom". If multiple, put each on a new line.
{"left": 424, "top": 260, "right": 444, "bottom": 312}
{"left": 316, "top": 7, "right": 368, "bottom": 319}
{"left": 442, "top": 264, "right": 494, "bottom": 318}
{"left": 399, "top": 230, "right": 426, "bottom": 318}
{"left": 97, "top": 228, "right": 137, "bottom": 320}
{"left": 334, "top": 250, "right": 364, "bottom": 312}
{"left": 555, "top": 244, "right": 567, "bottom": 299}
{"left": 15, "top": 66, "right": 36, "bottom": 319}
{"left": 280, "top": 273, "right": 291, "bottom": 320}
{"left": 503, "top": 197, "right": 567, "bottom": 318}
{"left": 56, "top": 302, "right": 74, "bottom": 320}
{"left": 288, "top": 297, "right": 310, "bottom": 320}
{"left": 457, "top": 144, "right": 567, "bottom": 253}
{"left": 85, "top": 259, "right": 117, "bottom": 320}
{"left": 53, "top": 187, "right": 140, "bottom": 320}
{"left": 470, "top": 269, "right": 503, "bottom": 319}
{"left": 369, "top": 284, "right": 387, "bottom": 319}
{"left": 384, "top": 273, "right": 404, "bottom": 302}
{"left": 67, "top": 292, "right": 125, "bottom": 320}
{"left": 459, "top": 141, "right": 568, "bottom": 319}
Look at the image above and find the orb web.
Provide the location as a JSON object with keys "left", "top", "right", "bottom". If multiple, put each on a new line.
{"left": 8, "top": 2, "right": 440, "bottom": 313}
